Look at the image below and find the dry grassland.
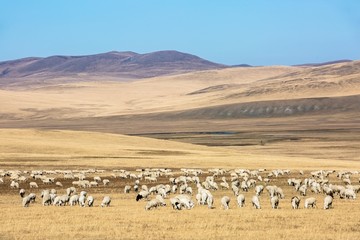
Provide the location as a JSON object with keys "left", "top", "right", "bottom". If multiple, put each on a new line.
{"left": 1, "top": 129, "right": 360, "bottom": 239}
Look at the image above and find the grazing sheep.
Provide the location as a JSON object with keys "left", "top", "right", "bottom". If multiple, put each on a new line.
{"left": 221, "top": 196, "right": 230, "bottom": 210}
{"left": 101, "top": 196, "right": 111, "bottom": 207}
{"left": 79, "top": 191, "right": 87, "bottom": 207}
{"left": 10, "top": 181, "right": 19, "bottom": 189}
{"left": 66, "top": 187, "right": 76, "bottom": 196}
{"left": 176, "top": 195, "right": 194, "bottom": 209}
{"left": 22, "top": 195, "right": 32, "bottom": 207}
{"left": 291, "top": 196, "right": 301, "bottom": 209}
{"left": 19, "top": 189, "right": 26, "bottom": 198}
{"left": 94, "top": 176, "right": 101, "bottom": 182}
{"left": 29, "top": 182, "right": 38, "bottom": 188}
{"left": 87, "top": 196, "right": 94, "bottom": 207}
{"left": 237, "top": 194, "right": 245, "bottom": 208}
{"left": 270, "top": 196, "right": 279, "bottom": 209}
{"left": 136, "top": 190, "right": 150, "bottom": 201}
{"left": 28, "top": 193, "right": 36, "bottom": 203}
{"left": 323, "top": 195, "right": 333, "bottom": 210}
{"left": 103, "top": 179, "right": 110, "bottom": 186}
{"left": 251, "top": 195, "right": 261, "bottom": 209}
{"left": 124, "top": 185, "right": 131, "bottom": 194}
{"left": 90, "top": 181, "right": 99, "bottom": 187}
{"left": 304, "top": 197, "right": 317, "bottom": 209}
{"left": 170, "top": 197, "right": 182, "bottom": 210}
{"left": 55, "top": 182, "right": 63, "bottom": 187}
{"left": 299, "top": 185, "right": 307, "bottom": 196}
{"left": 255, "top": 185, "right": 264, "bottom": 196}
{"left": 42, "top": 191, "right": 52, "bottom": 206}
{"left": 69, "top": 195, "right": 79, "bottom": 206}
{"left": 145, "top": 199, "right": 161, "bottom": 210}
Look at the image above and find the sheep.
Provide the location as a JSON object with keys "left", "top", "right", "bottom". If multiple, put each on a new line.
{"left": 66, "top": 187, "right": 76, "bottom": 196}
{"left": 94, "top": 176, "right": 101, "bottom": 182}
{"left": 344, "top": 189, "right": 356, "bottom": 200}
{"left": 291, "top": 196, "right": 301, "bottom": 209}
{"left": 124, "top": 185, "right": 131, "bottom": 194}
{"left": 155, "top": 195, "right": 166, "bottom": 206}
{"left": 304, "top": 197, "right": 317, "bottom": 209}
{"left": 170, "top": 197, "right": 182, "bottom": 210}
{"left": 255, "top": 185, "right": 264, "bottom": 196}
{"left": 59, "top": 195, "right": 70, "bottom": 206}
{"left": 136, "top": 190, "right": 150, "bottom": 201}
{"left": 299, "top": 185, "right": 307, "bottom": 196}
{"left": 10, "top": 181, "right": 19, "bottom": 189}
{"left": 220, "top": 182, "right": 230, "bottom": 189}
{"left": 19, "top": 189, "right": 25, "bottom": 198}
{"left": 103, "top": 179, "right": 110, "bottom": 186}
{"left": 42, "top": 191, "right": 52, "bottom": 206}
{"left": 55, "top": 182, "right": 63, "bottom": 187}
{"left": 101, "top": 196, "right": 111, "bottom": 207}
{"left": 323, "top": 195, "right": 333, "bottom": 210}
{"left": 22, "top": 195, "right": 33, "bottom": 207}
{"left": 79, "top": 191, "right": 87, "bottom": 207}
{"left": 50, "top": 189, "right": 57, "bottom": 194}
{"left": 221, "top": 196, "right": 230, "bottom": 210}
{"left": 87, "top": 196, "right": 94, "bottom": 207}
{"left": 175, "top": 195, "right": 194, "bottom": 210}
{"left": 69, "top": 195, "right": 79, "bottom": 206}
{"left": 270, "top": 196, "right": 279, "bottom": 209}
{"left": 145, "top": 199, "right": 161, "bottom": 210}
{"left": 28, "top": 193, "right": 36, "bottom": 203}
{"left": 237, "top": 194, "right": 245, "bottom": 207}
{"left": 251, "top": 195, "right": 261, "bottom": 209}
{"left": 90, "top": 181, "right": 99, "bottom": 187}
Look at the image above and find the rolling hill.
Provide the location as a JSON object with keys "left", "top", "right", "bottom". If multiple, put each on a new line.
{"left": 0, "top": 50, "right": 226, "bottom": 87}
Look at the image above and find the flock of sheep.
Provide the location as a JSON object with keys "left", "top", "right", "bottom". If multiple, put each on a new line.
{"left": 1, "top": 168, "right": 359, "bottom": 211}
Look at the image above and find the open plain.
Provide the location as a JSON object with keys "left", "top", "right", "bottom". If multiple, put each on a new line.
{"left": 0, "top": 54, "right": 360, "bottom": 239}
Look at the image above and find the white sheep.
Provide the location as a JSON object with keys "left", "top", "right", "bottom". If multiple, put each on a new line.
{"left": 291, "top": 196, "right": 301, "bottom": 209}
{"left": 19, "top": 189, "right": 26, "bottom": 198}
{"left": 69, "top": 195, "right": 79, "bottom": 206}
{"left": 136, "top": 190, "right": 150, "bottom": 201}
{"left": 270, "top": 196, "right": 279, "bottom": 209}
{"left": 221, "top": 196, "right": 230, "bottom": 210}
{"left": 29, "top": 182, "right": 38, "bottom": 188}
{"left": 87, "top": 196, "right": 94, "bottom": 207}
{"left": 103, "top": 179, "right": 110, "bottom": 186}
{"left": 323, "top": 195, "right": 333, "bottom": 210}
{"left": 170, "top": 197, "right": 181, "bottom": 210}
{"left": 124, "top": 185, "right": 131, "bottom": 194}
{"left": 251, "top": 195, "right": 261, "bottom": 209}
{"left": 304, "top": 197, "right": 316, "bottom": 209}
{"left": 237, "top": 194, "right": 245, "bottom": 207}
{"left": 101, "top": 196, "right": 111, "bottom": 207}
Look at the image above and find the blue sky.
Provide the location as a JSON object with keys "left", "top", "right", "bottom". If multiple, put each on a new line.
{"left": 0, "top": 0, "right": 359, "bottom": 65}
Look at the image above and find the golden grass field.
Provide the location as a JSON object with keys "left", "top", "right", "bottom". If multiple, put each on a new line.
{"left": 0, "top": 62, "right": 360, "bottom": 239}
{"left": 1, "top": 129, "right": 360, "bottom": 240}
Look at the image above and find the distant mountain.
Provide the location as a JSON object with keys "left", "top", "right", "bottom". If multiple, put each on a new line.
{"left": 0, "top": 50, "right": 227, "bottom": 79}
